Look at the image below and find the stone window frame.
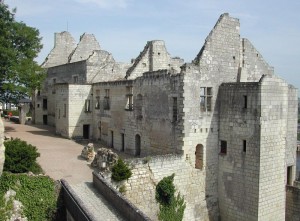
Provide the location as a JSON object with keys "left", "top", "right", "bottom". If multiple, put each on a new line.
{"left": 104, "top": 89, "right": 110, "bottom": 110}
{"left": 85, "top": 99, "right": 91, "bottom": 112}
{"left": 200, "top": 87, "right": 213, "bottom": 112}
{"left": 125, "top": 86, "right": 133, "bottom": 111}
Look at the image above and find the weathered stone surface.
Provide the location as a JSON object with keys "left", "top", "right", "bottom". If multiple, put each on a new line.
{"left": 81, "top": 143, "right": 95, "bottom": 162}
{"left": 91, "top": 148, "right": 118, "bottom": 171}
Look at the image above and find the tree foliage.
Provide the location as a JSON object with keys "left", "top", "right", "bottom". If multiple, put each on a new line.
{"left": 156, "top": 174, "right": 186, "bottom": 221}
{"left": 0, "top": 2, "right": 45, "bottom": 104}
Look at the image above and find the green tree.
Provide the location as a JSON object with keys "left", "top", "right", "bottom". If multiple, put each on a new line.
{"left": 0, "top": 2, "right": 45, "bottom": 105}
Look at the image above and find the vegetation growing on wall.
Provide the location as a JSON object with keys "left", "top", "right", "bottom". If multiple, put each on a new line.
{"left": 111, "top": 159, "right": 132, "bottom": 182}
{"left": 0, "top": 172, "right": 60, "bottom": 220}
{"left": 156, "top": 174, "right": 186, "bottom": 221}
{"left": 4, "top": 138, "right": 43, "bottom": 174}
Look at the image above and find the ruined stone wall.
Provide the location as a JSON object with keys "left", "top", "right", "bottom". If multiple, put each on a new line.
{"left": 69, "top": 33, "right": 101, "bottom": 63}
{"left": 42, "top": 32, "right": 77, "bottom": 68}
{"left": 123, "top": 154, "right": 218, "bottom": 221}
{"left": 218, "top": 83, "right": 261, "bottom": 220}
{"left": 257, "top": 75, "right": 289, "bottom": 220}
{"left": 126, "top": 41, "right": 184, "bottom": 80}
{"left": 239, "top": 39, "right": 274, "bottom": 82}
{"left": 86, "top": 50, "right": 128, "bottom": 83}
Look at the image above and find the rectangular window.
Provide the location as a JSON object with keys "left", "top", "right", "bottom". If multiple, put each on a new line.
{"left": 243, "top": 140, "right": 247, "bottom": 152}
{"left": 104, "top": 89, "right": 110, "bottom": 110}
{"left": 200, "top": 87, "right": 213, "bottom": 112}
{"left": 125, "top": 86, "right": 133, "bottom": 110}
{"left": 53, "top": 78, "right": 56, "bottom": 84}
{"left": 85, "top": 99, "right": 91, "bottom": 112}
{"left": 63, "top": 104, "right": 66, "bottom": 117}
{"left": 220, "top": 140, "right": 227, "bottom": 154}
{"left": 173, "top": 97, "right": 178, "bottom": 122}
{"left": 244, "top": 95, "right": 248, "bottom": 108}
{"left": 42, "top": 99, "right": 47, "bottom": 110}
{"left": 58, "top": 109, "right": 60, "bottom": 119}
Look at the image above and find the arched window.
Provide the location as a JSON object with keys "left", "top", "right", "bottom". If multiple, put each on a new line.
{"left": 195, "top": 144, "right": 204, "bottom": 169}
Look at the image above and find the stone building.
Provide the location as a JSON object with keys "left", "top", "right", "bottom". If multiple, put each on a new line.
{"left": 34, "top": 13, "right": 298, "bottom": 221}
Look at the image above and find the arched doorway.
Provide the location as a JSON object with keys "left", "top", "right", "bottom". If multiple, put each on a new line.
{"left": 195, "top": 144, "right": 203, "bottom": 169}
{"left": 135, "top": 134, "right": 141, "bottom": 156}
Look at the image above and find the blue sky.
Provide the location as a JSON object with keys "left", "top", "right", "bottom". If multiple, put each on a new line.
{"left": 5, "top": 0, "right": 300, "bottom": 95}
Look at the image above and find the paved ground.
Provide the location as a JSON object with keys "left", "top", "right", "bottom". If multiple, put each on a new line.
{"left": 3, "top": 119, "right": 126, "bottom": 220}
{"left": 4, "top": 120, "right": 94, "bottom": 184}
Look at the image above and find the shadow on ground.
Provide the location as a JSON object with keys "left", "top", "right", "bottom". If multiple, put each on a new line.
{"left": 4, "top": 126, "right": 16, "bottom": 132}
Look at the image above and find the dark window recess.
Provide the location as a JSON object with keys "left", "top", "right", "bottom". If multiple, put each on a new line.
{"left": 104, "top": 89, "right": 110, "bottom": 110}
{"left": 42, "top": 99, "right": 47, "bottom": 110}
{"left": 63, "top": 104, "right": 66, "bottom": 117}
{"left": 173, "top": 97, "right": 178, "bottom": 122}
{"left": 243, "top": 140, "right": 247, "bottom": 152}
{"left": 37, "top": 90, "right": 40, "bottom": 96}
{"left": 244, "top": 95, "right": 248, "bottom": 108}
{"left": 220, "top": 140, "right": 227, "bottom": 154}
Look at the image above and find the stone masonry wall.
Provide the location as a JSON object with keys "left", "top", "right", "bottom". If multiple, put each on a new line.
{"left": 69, "top": 33, "right": 101, "bottom": 63}
{"left": 55, "top": 84, "right": 69, "bottom": 137}
{"left": 257, "top": 75, "right": 289, "bottom": 220}
{"left": 67, "top": 84, "right": 92, "bottom": 138}
{"left": 42, "top": 32, "right": 77, "bottom": 68}
{"left": 218, "top": 83, "right": 261, "bottom": 220}
{"left": 122, "top": 154, "right": 219, "bottom": 221}
{"left": 239, "top": 39, "right": 274, "bottom": 82}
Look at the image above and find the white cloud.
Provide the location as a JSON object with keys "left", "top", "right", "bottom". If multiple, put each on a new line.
{"left": 76, "top": 0, "right": 128, "bottom": 8}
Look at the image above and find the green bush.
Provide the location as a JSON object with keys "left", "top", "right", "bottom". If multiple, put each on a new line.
{"left": 4, "top": 138, "right": 43, "bottom": 174}
{"left": 111, "top": 159, "right": 132, "bottom": 182}
{"left": 156, "top": 174, "right": 186, "bottom": 221}
{"left": 0, "top": 172, "right": 59, "bottom": 220}
{"left": 156, "top": 174, "right": 175, "bottom": 206}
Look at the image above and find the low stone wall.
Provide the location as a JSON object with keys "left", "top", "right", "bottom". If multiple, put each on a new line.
{"left": 61, "top": 179, "right": 98, "bottom": 221}
{"left": 92, "top": 172, "right": 151, "bottom": 221}
{"left": 286, "top": 184, "right": 300, "bottom": 221}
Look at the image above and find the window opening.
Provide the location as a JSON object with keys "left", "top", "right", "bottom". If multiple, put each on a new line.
{"left": 220, "top": 140, "right": 227, "bottom": 154}
{"left": 104, "top": 89, "right": 110, "bottom": 110}
{"left": 85, "top": 99, "right": 91, "bottom": 112}
{"left": 243, "top": 140, "right": 247, "bottom": 152}
{"left": 173, "top": 97, "right": 178, "bottom": 122}
{"left": 63, "top": 104, "right": 66, "bottom": 117}
{"left": 195, "top": 144, "right": 203, "bottom": 169}
{"left": 125, "top": 86, "right": 133, "bottom": 110}
{"left": 43, "top": 99, "right": 47, "bottom": 110}
{"left": 244, "top": 95, "right": 248, "bottom": 108}
{"left": 200, "top": 87, "right": 212, "bottom": 112}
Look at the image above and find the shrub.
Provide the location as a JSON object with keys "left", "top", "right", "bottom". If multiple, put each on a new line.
{"left": 155, "top": 174, "right": 175, "bottom": 206}
{"left": 111, "top": 159, "right": 132, "bottom": 182}
{"left": 156, "top": 174, "right": 186, "bottom": 221}
{"left": 4, "top": 138, "right": 43, "bottom": 174}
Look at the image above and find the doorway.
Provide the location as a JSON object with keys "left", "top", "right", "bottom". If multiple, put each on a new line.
{"left": 43, "top": 115, "right": 48, "bottom": 125}
{"left": 83, "top": 125, "right": 90, "bottom": 139}
{"left": 135, "top": 134, "right": 141, "bottom": 156}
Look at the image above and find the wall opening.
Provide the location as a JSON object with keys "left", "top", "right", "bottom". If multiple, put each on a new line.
{"left": 111, "top": 131, "right": 114, "bottom": 148}
{"left": 173, "top": 97, "right": 178, "bottom": 122}
{"left": 287, "top": 166, "right": 293, "bottom": 185}
{"left": 220, "top": 140, "right": 227, "bottom": 154}
{"left": 135, "top": 94, "right": 143, "bottom": 119}
{"left": 98, "top": 121, "right": 101, "bottom": 140}
{"left": 42, "top": 99, "right": 47, "bottom": 110}
{"left": 43, "top": 115, "right": 48, "bottom": 125}
{"left": 243, "top": 140, "right": 247, "bottom": 152}
{"left": 243, "top": 95, "right": 248, "bottom": 108}
{"left": 121, "top": 133, "right": 125, "bottom": 152}
{"left": 83, "top": 124, "right": 90, "bottom": 139}
{"left": 195, "top": 144, "right": 204, "bottom": 169}
{"left": 135, "top": 134, "right": 141, "bottom": 157}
